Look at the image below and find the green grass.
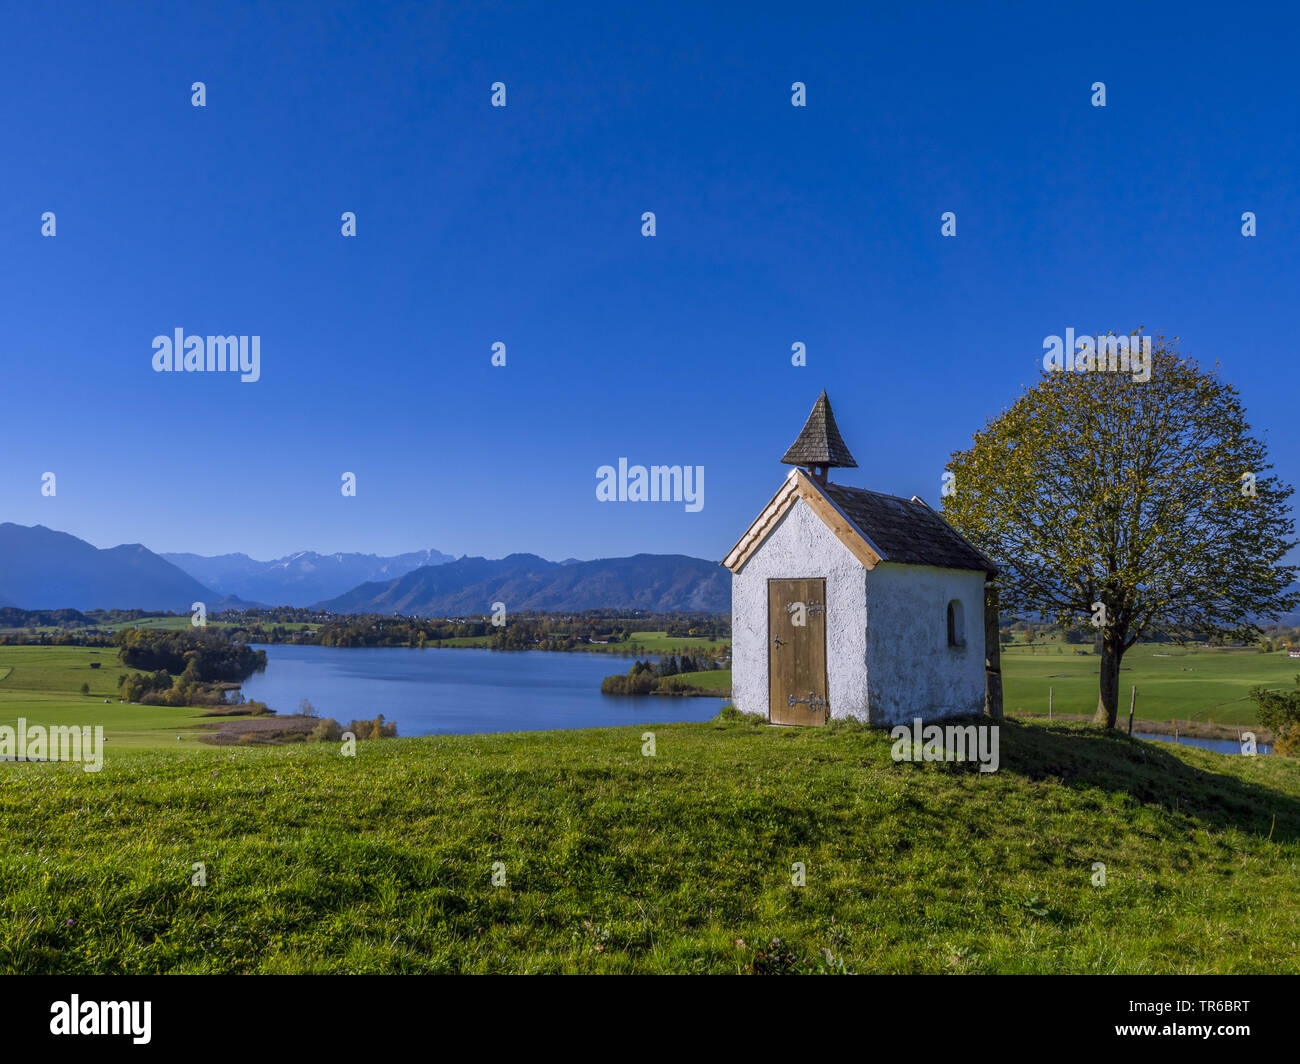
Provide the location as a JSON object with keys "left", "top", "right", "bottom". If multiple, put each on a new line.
{"left": 1001, "top": 643, "right": 1300, "bottom": 724}
{"left": 1, "top": 715, "right": 1297, "bottom": 973}
{"left": 105, "top": 616, "right": 238, "bottom": 631}
{"left": 0, "top": 646, "right": 246, "bottom": 753}
{"left": 670, "top": 669, "right": 732, "bottom": 691}
{"left": 428, "top": 630, "right": 729, "bottom": 653}
{"left": 0, "top": 645, "right": 126, "bottom": 697}
{"left": 627, "top": 630, "right": 728, "bottom": 653}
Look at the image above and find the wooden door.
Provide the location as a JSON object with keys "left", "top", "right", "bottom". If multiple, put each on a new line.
{"left": 768, "top": 578, "right": 829, "bottom": 726}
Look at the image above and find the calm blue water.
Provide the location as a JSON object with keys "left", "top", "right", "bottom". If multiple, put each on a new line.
{"left": 239, "top": 644, "right": 727, "bottom": 736}
{"left": 1134, "top": 732, "right": 1272, "bottom": 755}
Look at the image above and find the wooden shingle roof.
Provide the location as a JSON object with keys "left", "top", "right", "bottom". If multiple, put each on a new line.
{"left": 781, "top": 391, "right": 858, "bottom": 468}
{"left": 819, "top": 481, "right": 997, "bottom": 574}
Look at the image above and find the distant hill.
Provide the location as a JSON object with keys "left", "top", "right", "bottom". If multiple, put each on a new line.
{"left": 0, "top": 524, "right": 216, "bottom": 612}
{"left": 1272, "top": 584, "right": 1300, "bottom": 626}
{"left": 317, "top": 553, "right": 730, "bottom": 615}
{"left": 162, "top": 548, "right": 455, "bottom": 607}
{"left": 0, "top": 606, "right": 94, "bottom": 628}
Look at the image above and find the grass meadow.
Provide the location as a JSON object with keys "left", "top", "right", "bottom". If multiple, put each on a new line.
{"left": 0, "top": 715, "right": 1297, "bottom": 973}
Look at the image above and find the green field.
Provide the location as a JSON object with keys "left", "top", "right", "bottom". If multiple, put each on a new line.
{"left": 432, "top": 635, "right": 494, "bottom": 647}
{"left": 107, "top": 616, "right": 233, "bottom": 631}
{"left": 430, "top": 630, "right": 728, "bottom": 654}
{"left": 626, "top": 630, "right": 728, "bottom": 654}
{"left": 0, "top": 714, "right": 1297, "bottom": 973}
{"left": 1, "top": 618, "right": 235, "bottom": 635}
{"left": 1001, "top": 643, "right": 1300, "bottom": 724}
{"left": 0, "top": 646, "right": 245, "bottom": 752}
{"left": 670, "top": 669, "right": 732, "bottom": 691}
{"left": 101, "top": 618, "right": 320, "bottom": 631}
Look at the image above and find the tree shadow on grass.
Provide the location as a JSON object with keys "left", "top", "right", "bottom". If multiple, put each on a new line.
{"left": 996, "top": 718, "right": 1300, "bottom": 843}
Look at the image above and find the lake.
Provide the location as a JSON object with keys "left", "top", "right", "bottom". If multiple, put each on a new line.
{"left": 1134, "top": 731, "right": 1273, "bottom": 756}
{"left": 239, "top": 644, "right": 728, "bottom": 736}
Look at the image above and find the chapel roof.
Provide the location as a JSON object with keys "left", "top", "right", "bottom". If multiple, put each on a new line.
{"left": 722, "top": 469, "right": 997, "bottom": 576}
{"left": 817, "top": 480, "right": 997, "bottom": 574}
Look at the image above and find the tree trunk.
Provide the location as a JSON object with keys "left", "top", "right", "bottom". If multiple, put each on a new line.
{"left": 983, "top": 583, "right": 1003, "bottom": 720}
{"left": 1092, "top": 632, "right": 1123, "bottom": 728}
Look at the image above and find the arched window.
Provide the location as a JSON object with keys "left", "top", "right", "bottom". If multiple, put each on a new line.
{"left": 946, "top": 599, "right": 965, "bottom": 648}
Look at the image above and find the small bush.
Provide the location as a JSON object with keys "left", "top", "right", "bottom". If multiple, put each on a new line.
{"left": 308, "top": 718, "right": 343, "bottom": 743}
{"left": 1273, "top": 727, "right": 1300, "bottom": 758}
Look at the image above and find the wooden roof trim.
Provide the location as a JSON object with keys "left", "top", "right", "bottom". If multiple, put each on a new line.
{"left": 721, "top": 470, "right": 884, "bottom": 573}
{"left": 721, "top": 472, "right": 801, "bottom": 572}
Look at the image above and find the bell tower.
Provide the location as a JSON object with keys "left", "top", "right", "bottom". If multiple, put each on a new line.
{"left": 780, "top": 390, "right": 858, "bottom": 484}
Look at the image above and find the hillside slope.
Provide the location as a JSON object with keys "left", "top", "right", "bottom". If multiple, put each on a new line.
{"left": 1, "top": 717, "right": 1296, "bottom": 973}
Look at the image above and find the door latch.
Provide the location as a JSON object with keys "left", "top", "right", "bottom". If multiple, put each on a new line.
{"left": 788, "top": 691, "right": 828, "bottom": 711}
{"left": 773, "top": 636, "right": 784, "bottom": 648}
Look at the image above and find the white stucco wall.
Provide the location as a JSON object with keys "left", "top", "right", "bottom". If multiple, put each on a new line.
{"left": 863, "top": 563, "right": 987, "bottom": 726}
{"left": 731, "top": 496, "right": 869, "bottom": 721}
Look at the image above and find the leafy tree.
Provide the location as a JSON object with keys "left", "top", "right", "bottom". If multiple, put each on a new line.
{"left": 944, "top": 336, "right": 1297, "bottom": 728}
{"left": 345, "top": 714, "right": 397, "bottom": 739}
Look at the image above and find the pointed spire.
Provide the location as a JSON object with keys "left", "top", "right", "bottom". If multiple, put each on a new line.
{"left": 781, "top": 390, "right": 858, "bottom": 475}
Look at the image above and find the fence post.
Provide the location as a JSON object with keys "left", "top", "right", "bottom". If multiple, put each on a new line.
{"left": 1127, "top": 686, "right": 1136, "bottom": 736}
{"left": 1048, "top": 686, "right": 1053, "bottom": 720}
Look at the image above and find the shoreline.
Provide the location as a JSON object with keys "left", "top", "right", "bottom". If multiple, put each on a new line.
{"left": 1009, "top": 709, "right": 1274, "bottom": 744}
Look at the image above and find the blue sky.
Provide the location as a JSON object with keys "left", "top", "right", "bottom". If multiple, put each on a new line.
{"left": 2, "top": 1, "right": 1296, "bottom": 564}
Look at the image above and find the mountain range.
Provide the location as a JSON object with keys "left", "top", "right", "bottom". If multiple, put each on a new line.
{"left": 160, "top": 548, "right": 456, "bottom": 607}
{"left": 0, "top": 523, "right": 729, "bottom": 614}
{"left": 317, "top": 552, "right": 730, "bottom": 615}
